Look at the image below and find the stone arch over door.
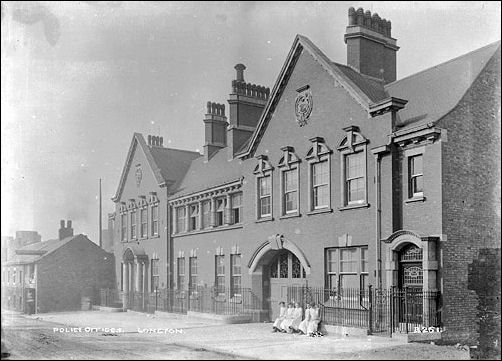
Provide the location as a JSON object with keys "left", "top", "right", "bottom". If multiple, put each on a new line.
{"left": 247, "top": 235, "right": 311, "bottom": 321}
{"left": 383, "top": 230, "right": 440, "bottom": 292}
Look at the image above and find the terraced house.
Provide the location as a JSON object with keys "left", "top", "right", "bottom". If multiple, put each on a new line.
{"left": 108, "top": 7, "right": 500, "bottom": 346}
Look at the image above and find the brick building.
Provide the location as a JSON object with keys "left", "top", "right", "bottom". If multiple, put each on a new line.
{"left": 1, "top": 220, "right": 115, "bottom": 313}
{"left": 109, "top": 7, "right": 500, "bottom": 345}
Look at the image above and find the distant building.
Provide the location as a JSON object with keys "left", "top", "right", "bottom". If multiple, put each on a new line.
{"left": 1, "top": 231, "right": 42, "bottom": 262}
{"left": 1, "top": 236, "right": 14, "bottom": 262}
{"left": 1, "top": 220, "right": 115, "bottom": 313}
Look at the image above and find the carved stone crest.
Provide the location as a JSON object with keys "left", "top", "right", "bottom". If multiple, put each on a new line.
{"left": 135, "top": 164, "right": 142, "bottom": 187}
{"left": 295, "top": 87, "right": 313, "bottom": 127}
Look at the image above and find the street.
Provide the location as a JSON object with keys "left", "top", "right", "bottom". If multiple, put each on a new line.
{"left": 1, "top": 310, "right": 470, "bottom": 360}
{"left": 1, "top": 314, "right": 241, "bottom": 360}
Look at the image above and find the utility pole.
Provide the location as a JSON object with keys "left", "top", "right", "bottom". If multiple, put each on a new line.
{"left": 99, "top": 178, "right": 102, "bottom": 248}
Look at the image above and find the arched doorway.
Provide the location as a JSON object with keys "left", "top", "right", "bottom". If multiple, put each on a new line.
{"left": 268, "top": 250, "right": 307, "bottom": 319}
{"left": 247, "top": 235, "right": 311, "bottom": 321}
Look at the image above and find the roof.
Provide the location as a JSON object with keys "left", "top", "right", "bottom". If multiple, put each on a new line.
{"left": 113, "top": 133, "right": 200, "bottom": 201}
{"left": 2, "top": 234, "right": 95, "bottom": 266}
{"left": 386, "top": 41, "right": 501, "bottom": 130}
{"left": 169, "top": 147, "right": 244, "bottom": 198}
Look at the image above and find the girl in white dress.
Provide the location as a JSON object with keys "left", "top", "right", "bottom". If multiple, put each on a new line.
{"left": 289, "top": 302, "right": 303, "bottom": 333}
{"left": 298, "top": 303, "right": 311, "bottom": 335}
{"left": 279, "top": 303, "right": 295, "bottom": 332}
{"left": 307, "top": 302, "right": 321, "bottom": 335}
{"left": 272, "top": 301, "right": 287, "bottom": 332}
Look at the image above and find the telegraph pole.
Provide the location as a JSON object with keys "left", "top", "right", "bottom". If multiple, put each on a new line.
{"left": 99, "top": 178, "right": 102, "bottom": 248}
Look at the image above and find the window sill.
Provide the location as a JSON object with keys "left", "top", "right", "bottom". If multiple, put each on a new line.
{"left": 279, "top": 212, "right": 301, "bottom": 220}
{"left": 338, "top": 203, "right": 370, "bottom": 211}
{"left": 405, "top": 196, "right": 426, "bottom": 203}
{"left": 306, "top": 208, "right": 333, "bottom": 216}
{"left": 172, "top": 223, "right": 243, "bottom": 238}
{"left": 255, "top": 216, "right": 274, "bottom": 223}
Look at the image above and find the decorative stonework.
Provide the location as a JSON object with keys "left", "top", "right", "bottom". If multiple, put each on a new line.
{"left": 295, "top": 87, "right": 313, "bottom": 127}
{"left": 135, "top": 164, "right": 143, "bottom": 187}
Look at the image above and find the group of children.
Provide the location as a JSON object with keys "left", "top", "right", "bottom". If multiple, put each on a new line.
{"left": 272, "top": 301, "right": 321, "bottom": 336}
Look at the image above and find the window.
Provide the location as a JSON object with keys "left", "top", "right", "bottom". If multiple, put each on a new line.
{"left": 230, "top": 255, "right": 241, "bottom": 296}
{"left": 12, "top": 269, "right": 16, "bottom": 285}
{"left": 130, "top": 211, "right": 137, "bottom": 239}
{"left": 176, "top": 207, "right": 186, "bottom": 233}
{"left": 151, "top": 259, "right": 159, "bottom": 292}
{"left": 140, "top": 208, "right": 148, "bottom": 238}
{"left": 409, "top": 155, "right": 423, "bottom": 197}
{"left": 177, "top": 258, "right": 185, "bottom": 290}
{"left": 121, "top": 214, "right": 127, "bottom": 241}
{"left": 202, "top": 200, "right": 211, "bottom": 229}
{"left": 231, "top": 193, "right": 242, "bottom": 224}
{"left": 150, "top": 205, "right": 158, "bottom": 236}
{"left": 345, "top": 152, "right": 365, "bottom": 204}
{"left": 215, "top": 255, "right": 225, "bottom": 294}
{"left": 269, "top": 253, "right": 306, "bottom": 279}
{"left": 258, "top": 175, "right": 272, "bottom": 217}
{"left": 325, "top": 246, "right": 369, "bottom": 291}
{"left": 215, "top": 198, "right": 225, "bottom": 226}
{"left": 283, "top": 168, "right": 298, "bottom": 213}
{"left": 189, "top": 257, "right": 198, "bottom": 291}
{"left": 312, "top": 160, "right": 329, "bottom": 209}
{"left": 189, "top": 204, "right": 199, "bottom": 231}
{"left": 338, "top": 127, "right": 368, "bottom": 207}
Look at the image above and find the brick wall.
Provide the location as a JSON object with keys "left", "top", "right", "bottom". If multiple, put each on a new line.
{"left": 37, "top": 236, "right": 115, "bottom": 313}
{"left": 438, "top": 47, "right": 501, "bottom": 344}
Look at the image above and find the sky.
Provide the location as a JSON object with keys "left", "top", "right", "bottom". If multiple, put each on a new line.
{"left": 1, "top": 1, "right": 501, "bottom": 242}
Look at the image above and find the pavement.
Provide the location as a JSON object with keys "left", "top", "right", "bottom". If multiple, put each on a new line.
{"left": 1, "top": 310, "right": 470, "bottom": 360}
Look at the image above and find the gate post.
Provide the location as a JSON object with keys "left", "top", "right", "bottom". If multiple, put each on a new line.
{"left": 368, "top": 285, "right": 373, "bottom": 335}
{"left": 389, "top": 286, "right": 395, "bottom": 337}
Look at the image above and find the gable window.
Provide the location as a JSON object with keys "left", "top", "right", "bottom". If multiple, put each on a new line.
{"left": 150, "top": 205, "right": 159, "bottom": 236}
{"left": 215, "top": 255, "right": 225, "bottom": 294}
{"left": 231, "top": 193, "right": 242, "bottom": 224}
{"left": 176, "top": 207, "right": 186, "bottom": 233}
{"left": 278, "top": 146, "right": 301, "bottom": 216}
{"left": 306, "top": 137, "right": 332, "bottom": 212}
{"left": 140, "top": 208, "right": 148, "bottom": 238}
{"left": 189, "top": 257, "right": 198, "bottom": 291}
{"left": 151, "top": 258, "right": 159, "bottom": 292}
{"left": 215, "top": 198, "right": 225, "bottom": 226}
{"left": 121, "top": 214, "right": 127, "bottom": 242}
{"left": 258, "top": 176, "right": 272, "bottom": 217}
{"left": 338, "top": 126, "right": 368, "bottom": 209}
{"left": 189, "top": 204, "right": 199, "bottom": 231}
{"left": 130, "top": 211, "right": 137, "bottom": 239}
{"left": 230, "top": 254, "right": 242, "bottom": 297}
{"left": 409, "top": 155, "right": 423, "bottom": 197}
{"left": 177, "top": 257, "right": 185, "bottom": 290}
{"left": 254, "top": 155, "right": 274, "bottom": 220}
{"left": 345, "top": 152, "right": 365, "bottom": 204}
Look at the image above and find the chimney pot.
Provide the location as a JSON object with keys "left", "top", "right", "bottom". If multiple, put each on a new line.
{"left": 60, "top": 220, "right": 65, "bottom": 228}
{"left": 234, "top": 63, "right": 246, "bottom": 82}
{"left": 67, "top": 220, "right": 72, "bottom": 229}
{"left": 348, "top": 7, "right": 356, "bottom": 25}
{"left": 159, "top": 137, "right": 163, "bottom": 147}
{"left": 148, "top": 135, "right": 152, "bottom": 146}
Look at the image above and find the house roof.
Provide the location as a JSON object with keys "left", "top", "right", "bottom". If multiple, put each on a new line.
{"left": 112, "top": 133, "right": 200, "bottom": 201}
{"left": 2, "top": 234, "right": 95, "bottom": 266}
{"left": 386, "top": 41, "right": 501, "bottom": 131}
{"left": 169, "top": 147, "right": 244, "bottom": 198}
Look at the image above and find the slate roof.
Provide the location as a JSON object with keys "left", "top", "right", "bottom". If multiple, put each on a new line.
{"left": 169, "top": 147, "right": 244, "bottom": 198}
{"left": 386, "top": 41, "right": 500, "bottom": 130}
{"left": 3, "top": 234, "right": 94, "bottom": 266}
{"left": 113, "top": 133, "right": 200, "bottom": 201}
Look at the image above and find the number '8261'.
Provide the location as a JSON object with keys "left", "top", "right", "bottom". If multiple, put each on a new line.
{"left": 414, "top": 326, "right": 443, "bottom": 333}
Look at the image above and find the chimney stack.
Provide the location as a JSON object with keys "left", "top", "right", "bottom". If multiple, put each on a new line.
{"left": 148, "top": 135, "right": 164, "bottom": 148}
{"left": 345, "top": 7, "right": 399, "bottom": 83}
{"left": 227, "top": 64, "right": 270, "bottom": 159}
{"left": 203, "top": 101, "right": 228, "bottom": 161}
{"left": 58, "top": 219, "right": 74, "bottom": 241}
